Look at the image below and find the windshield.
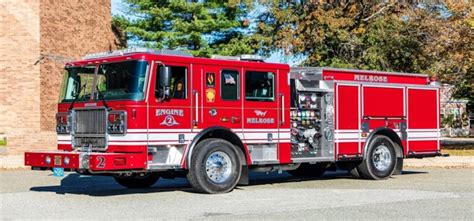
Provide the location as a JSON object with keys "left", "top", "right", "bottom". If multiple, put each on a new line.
{"left": 59, "top": 66, "right": 95, "bottom": 102}
{"left": 96, "top": 60, "right": 148, "bottom": 100}
{"left": 59, "top": 60, "right": 148, "bottom": 102}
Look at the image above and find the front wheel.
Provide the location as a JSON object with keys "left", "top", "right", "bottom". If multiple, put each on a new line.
{"left": 114, "top": 172, "right": 160, "bottom": 188}
{"left": 187, "top": 138, "right": 242, "bottom": 194}
{"left": 357, "top": 135, "right": 397, "bottom": 180}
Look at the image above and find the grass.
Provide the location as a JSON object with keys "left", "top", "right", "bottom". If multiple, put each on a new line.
{"left": 442, "top": 149, "right": 474, "bottom": 156}
{"left": 0, "top": 138, "right": 6, "bottom": 146}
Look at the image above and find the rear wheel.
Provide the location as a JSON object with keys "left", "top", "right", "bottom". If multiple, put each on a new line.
{"left": 357, "top": 135, "right": 397, "bottom": 180}
{"left": 288, "top": 163, "right": 326, "bottom": 177}
{"left": 187, "top": 138, "right": 242, "bottom": 194}
{"left": 114, "top": 172, "right": 160, "bottom": 189}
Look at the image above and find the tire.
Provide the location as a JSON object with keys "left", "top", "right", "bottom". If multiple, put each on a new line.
{"left": 288, "top": 163, "right": 326, "bottom": 177}
{"left": 186, "top": 138, "right": 242, "bottom": 194}
{"left": 357, "top": 135, "right": 397, "bottom": 180}
{"left": 114, "top": 172, "right": 160, "bottom": 189}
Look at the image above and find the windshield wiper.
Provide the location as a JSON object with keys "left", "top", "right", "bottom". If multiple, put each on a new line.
{"left": 68, "top": 85, "right": 85, "bottom": 111}
{"left": 95, "top": 85, "right": 111, "bottom": 111}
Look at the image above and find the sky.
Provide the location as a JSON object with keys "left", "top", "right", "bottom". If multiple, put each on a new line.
{"left": 110, "top": 0, "right": 303, "bottom": 65}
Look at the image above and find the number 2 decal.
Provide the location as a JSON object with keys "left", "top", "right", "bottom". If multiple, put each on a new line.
{"left": 97, "top": 156, "right": 105, "bottom": 168}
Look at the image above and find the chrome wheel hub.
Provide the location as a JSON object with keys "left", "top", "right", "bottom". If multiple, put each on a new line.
{"left": 372, "top": 145, "right": 392, "bottom": 171}
{"left": 205, "top": 151, "right": 232, "bottom": 184}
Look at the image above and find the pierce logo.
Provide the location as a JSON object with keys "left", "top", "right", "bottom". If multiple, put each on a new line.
{"left": 255, "top": 110, "right": 267, "bottom": 117}
{"left": 160, "top": 115, "right": 179, "bottom": 126}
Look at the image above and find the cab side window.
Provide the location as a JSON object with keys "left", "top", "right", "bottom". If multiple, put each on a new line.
{"left": 245, "top": 71, "right": 274, "bottom": 101}
{"left": 155, "top": 66, "right": 187, "bottom": 99}
{"left": 221, "top": 70, "right": 239, "bottom": 100}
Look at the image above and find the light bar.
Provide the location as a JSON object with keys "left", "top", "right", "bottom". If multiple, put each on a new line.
{"left": 240, "top": 54, "right": 265, "bottom": 62}
{"left": 210, "top": 55, "right": 241, "bottom": 61}
{"left": 211, "top": 54, "right": 266, "bottom": 62}
{"left": 82, "top": 48, "right": 193, "bottom": 60}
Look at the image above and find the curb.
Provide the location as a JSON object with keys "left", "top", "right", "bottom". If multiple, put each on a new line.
{"left": 404, "top": 156, "right": 474, "bottom": 168}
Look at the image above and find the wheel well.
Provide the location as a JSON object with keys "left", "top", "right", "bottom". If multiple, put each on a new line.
{"left": 186, "top": 127, "right": 247, "bottom": 167}
{"left": 365, "top": 128, "right": 404, "bottom": 158}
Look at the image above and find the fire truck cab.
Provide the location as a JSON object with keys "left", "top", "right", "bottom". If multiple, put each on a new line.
{"left": 25, "top": 48, "right": 440, "bottom": 193}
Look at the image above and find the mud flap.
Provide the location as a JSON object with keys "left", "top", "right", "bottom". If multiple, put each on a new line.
{"left": 393, "top": 157, "right": 403, "bottom": 175}
{"left": 349, "top": 167, "right": 361, "bottom": 178}
{"left": 237, "top": 165, "right": 249, "bottom": 185}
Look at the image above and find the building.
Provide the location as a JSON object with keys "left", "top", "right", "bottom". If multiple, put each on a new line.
{"left": 0, "top": 0, "right": 118, "bottom": 164}
{"left": 440, "top": 84, "right": 471, "bottom": 137}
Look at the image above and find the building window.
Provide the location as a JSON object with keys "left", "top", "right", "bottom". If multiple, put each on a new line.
{"left": 221, "top": 70, "right": 239, "bottom": 100}
{"left": 245, "top": 71, "right": 274, "bottom": 101}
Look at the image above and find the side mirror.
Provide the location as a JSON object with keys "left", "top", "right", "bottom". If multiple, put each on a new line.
{"left": 157, "top": 66, "right": 171, "bottom": 100}
{"left": 159, "top": 66, "right": 171, "bottom": 88}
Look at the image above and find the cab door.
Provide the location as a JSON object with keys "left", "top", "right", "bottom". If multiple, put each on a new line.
{"left": 242, "top": 68, "right": 280, "bottom": 164}
{"left": 147, "top": 61, "right": 192, "bottom": 166}
{"left": 195, "top": 65, "right": 243, "bottom": 135}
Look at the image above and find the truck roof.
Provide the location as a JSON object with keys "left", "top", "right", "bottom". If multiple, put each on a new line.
{"left": 67, "top": 48, "right": 290, "bottom": 70}
{"left": 290, "top": 67, "right": 430, "bottom": 85}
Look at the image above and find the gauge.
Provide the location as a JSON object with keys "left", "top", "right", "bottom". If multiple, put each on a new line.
{"left": 299, "top": 94, "right": 306, "bottom": 102}
{"left": 292, "top": 122, "right": 298, "bottom": 128}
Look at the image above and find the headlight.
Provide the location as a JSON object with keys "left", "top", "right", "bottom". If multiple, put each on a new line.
{"left": 63, "top": 157, "right": 70, "bottom": 166}
{"left": 311, "top": 93, "right": 317, "bottom": 102}
{"left": 45, "top": 156, "right": 51, "bottom": 164}
{"left": 56, "top": 112, "right": 71, "bottom": 134}
{"left": 107, "top": 111, "right": 127, "bottom": 134}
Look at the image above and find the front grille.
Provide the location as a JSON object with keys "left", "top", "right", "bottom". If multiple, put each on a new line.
{"left": 73, "top": 108, "right": 107, "bottom": 149}
{"left": 74, "top": 109, "right": 107, "bottom": 134}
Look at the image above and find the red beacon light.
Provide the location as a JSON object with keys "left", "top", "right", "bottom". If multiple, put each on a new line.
{"left": 429, "top": 76, "right": 440, "bottom": 86}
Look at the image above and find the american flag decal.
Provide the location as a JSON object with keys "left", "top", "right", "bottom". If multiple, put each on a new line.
{"left": 224, "top": 74, "right": 236, "bottom": 85}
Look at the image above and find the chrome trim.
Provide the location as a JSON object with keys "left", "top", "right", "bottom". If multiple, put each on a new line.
{"left": 71, "top": 107, "right": 108, "bottom": 151}
{"left": 290, "top": 67, "right": 429, "bottom": 78}
{"left": 194, "top": 90, "right": 199, "bottom": 125}
{"left": 280, "top": 94, "right": 285, "bottom": 125}
{"left": 292, "top": 157, "right": 335, "bottom": 163}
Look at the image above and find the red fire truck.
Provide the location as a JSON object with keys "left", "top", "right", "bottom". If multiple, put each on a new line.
{"left": 25, "top": 48, "right": 440, "bottom": 193}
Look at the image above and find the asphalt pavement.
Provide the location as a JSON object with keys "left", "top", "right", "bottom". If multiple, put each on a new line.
{"left": 1, "top": 168, "right": 473, "bottom": 220}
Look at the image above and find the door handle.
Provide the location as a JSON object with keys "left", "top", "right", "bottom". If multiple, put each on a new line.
{"left": 280, "top": 94, "right": 285, "bottom": 125}
{"left": 193, "top": 90, "right": 199, "bottom": 126}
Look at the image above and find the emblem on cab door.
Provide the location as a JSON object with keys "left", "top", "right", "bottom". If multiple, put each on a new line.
{"left": 160, "top": 115, "right": 180, "bottom": 126}
{"left": 206, "top": 88, "right": 216, "bottom": 103}
{"left": 206, "top": 72, "right": 215, "bottom": 87}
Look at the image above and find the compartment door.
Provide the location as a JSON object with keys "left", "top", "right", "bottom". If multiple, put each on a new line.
{"left": 335, "top": 84, "right": 361, "bottom": 158}
{"left": 407, "top": 88, "right": 439, "bottom": 154}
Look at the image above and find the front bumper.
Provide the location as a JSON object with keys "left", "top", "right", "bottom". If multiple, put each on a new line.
{"left": 25, "top": 151, "right": 147, "bottom": 171}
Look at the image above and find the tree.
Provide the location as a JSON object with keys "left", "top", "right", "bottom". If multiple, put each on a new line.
{"left": 255, "top": 0, "right": 473, "bottom": 111}
{"left": 113, "top": 0, "right": 265, "bottom": 57}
